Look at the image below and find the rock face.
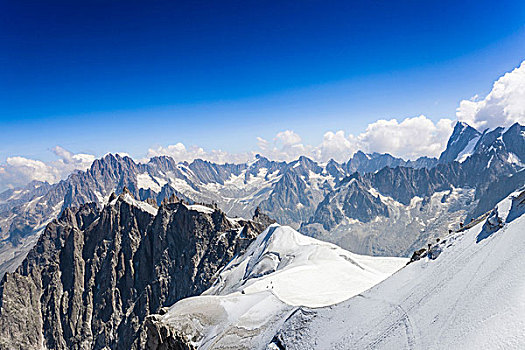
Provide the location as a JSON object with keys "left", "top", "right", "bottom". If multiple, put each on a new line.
{"left": 309, "top": 178, "right": 389, "bottom": 231}
{"left": 0, "top": 193, "right": 274, "bottom": 350}
{"left": 438, "top": 121, "right": 481, "bottom": 163}
{"left": 0, "top": 180, "right": 52, "bottom": 213}
{"left": 0, "top": 154, "right": 145, "bottom": 277}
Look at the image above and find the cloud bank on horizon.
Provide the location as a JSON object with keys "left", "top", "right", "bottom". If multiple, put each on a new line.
{"left": 145, "top": 115, "right": 454, "bottom": 165}
{"left": 1, "top": 61, "right": 525, "bottom": 192}
{"left": 0, "top": 146, "right": 95, "bottom": 192}
{"left": 456, "top": 61, "right": 525, "bottom": 130}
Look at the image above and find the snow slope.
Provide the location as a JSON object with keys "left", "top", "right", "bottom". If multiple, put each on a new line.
{"left": 156, "top": 224, "right": 407, "bottom": 349}
{"left": 274, "top": 189, "right": 525, "bottom": 350}
{"left": 455, "top": 134, "right": 481, "bottom": 162}
{"left": 111, "top": 192, "right": 159, "bottom": 216}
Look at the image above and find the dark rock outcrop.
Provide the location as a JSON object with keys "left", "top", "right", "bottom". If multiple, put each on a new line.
{"left": 438, "top": 121, "right": 481, "bottom": 163}
{"left": 0, "top": 194, "right": 273, "bottom": 350}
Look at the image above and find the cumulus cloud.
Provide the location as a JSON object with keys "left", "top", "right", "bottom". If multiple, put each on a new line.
{"left": 457, "top": 60, "right": 525, "bottom": 130}
{"left": 147, "top": 130, "right": 309, "bottom": 164}
{"left": 274, "top": 130, "right": 302, "bottom": 147}
{"left": 255, "top": 116, "right": 453, "bottom": 162}
{"left": 253, "top": 130, "right": 315, "bottom": 162}
{"left": 0, "top": 147, "right": 95, "bottom": 192}
{"left": 314, "top": 130, "right": 358, "bottom": 162}
{"left": 0, "top": 157, "right": 59, "bottom": 190}
{"left": 145, "top": 115, "right": 453, "bottom": 165}
{"left": 146, "top": 142, "right": 253, "bottom": 164}
{"left": 52, "top": 146, "right": 96, "bottom": 169}
{"left": 356, "top": 116, "right": 454, "bottom": 159}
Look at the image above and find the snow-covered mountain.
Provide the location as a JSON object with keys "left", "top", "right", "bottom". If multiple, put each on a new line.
{"left": 439, "top": 121, "right": 524, "bottom": 166}
{"left": 145, "top": 224, "right": 407, "bottom": 349}
{"left": 0, "top": 122, "right": 523, "bottom": 277}
{"left": 271, "top": 188, "right": 525, "bottom": 349}
{"left": 302, "top": 122, "right": 525, "bottom": 256}
{"left": 438, "top": 121, "right": 482, "bottom": 163}
{"left": 0, "top": 151, "right": 437, "bottom": 277}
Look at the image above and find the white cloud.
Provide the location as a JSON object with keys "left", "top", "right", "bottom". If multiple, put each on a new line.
{"left": 254, "top": 115, "right": 453, "bottom": 162}
{"left": 52, "top": 146, "right": 96, "bottom": 170}
{"left": 274, "top": 130, "right": 302, "bottom": 146}
{"left": 144, "top": 115, "right": 453, "bottom": 165}
{"left": 263, "top": 115, "right": 453, "bottom": 162}
{"left": 315, "top": 130, "right": 358, "bottom": 162}
{"left": 457, "top": 60, "right": 525, "bottom": 130}
{"left": 356, "top": 116, "right": 454, "bottom": 159}
{"left": 147, "top": 130, "right": 307, "bottom": 164}
{"left": 254, "top": 130, "right": 313, "bottom": 162}
{"left": 0, "top": 157, "right": 59, "bottom": 189}
{"left": 146, "top": 143, "right": 253, "bottom": 164}
{"left": 0, "top": 147, "right": 95, "bottom": 192}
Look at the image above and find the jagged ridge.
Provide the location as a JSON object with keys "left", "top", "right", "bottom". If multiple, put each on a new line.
{"left": 0, "top": 193, "right": 274, "bottom": 350}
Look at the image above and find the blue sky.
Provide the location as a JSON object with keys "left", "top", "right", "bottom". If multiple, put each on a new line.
{"left": 1, "top": 0, "right": 525, "bottom": 163}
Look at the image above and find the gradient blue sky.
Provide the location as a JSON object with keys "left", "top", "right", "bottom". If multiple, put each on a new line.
{"left": 1, "top": 0, "right": 525, "bottom": 162}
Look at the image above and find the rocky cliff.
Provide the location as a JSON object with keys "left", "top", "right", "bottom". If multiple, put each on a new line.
{"left": 0, "top": 192, "right": 274, "bottom": 350}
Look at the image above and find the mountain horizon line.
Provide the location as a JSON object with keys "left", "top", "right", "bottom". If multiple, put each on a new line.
{"left": 3, "top": 120, "right": 522, "bottom": 194}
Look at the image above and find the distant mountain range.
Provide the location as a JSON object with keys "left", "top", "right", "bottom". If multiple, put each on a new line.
{"left": 0, "top": 122, "right": 524, "bottom": 277}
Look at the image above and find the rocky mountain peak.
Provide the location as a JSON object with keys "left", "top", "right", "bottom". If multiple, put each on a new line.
{"left": 502, "top": 122, "right": 525, "bottom": 161}
{"left": 287, "top": 155, "right": 322, "bottom": 178}
{"left": 121, "top": 185, "right": 133, "bottom": 196}
{"left": 439, "top": 121, "right": 482, "bottom": 163}
{"left": 325, "top": 159, "right": 345, "bottom": 180}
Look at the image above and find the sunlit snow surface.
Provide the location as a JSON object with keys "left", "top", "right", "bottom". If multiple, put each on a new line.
{"left": 136, "top": 172, "right": 166, "bottom": 193}
{"left": 159, "top": 224, "right": 407, "bottom": 349}
{"left": 455, "top": 135, "right": 481, "bottom": 162}
{"left": 275, "top": 190, "right": 525, "bottom": 350}
{"left": 205, "top": 225, "right": 407, "bottom": 307}
{"left": 116, "top": 193, "right": 159, "bottom": 216}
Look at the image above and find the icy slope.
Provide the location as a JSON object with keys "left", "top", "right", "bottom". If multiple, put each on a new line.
{"left": 206, "top": 224, "right": 407, "bottom": 307}
{"left": 274, "top": 189, "right": 525, "bottom": 350}
{"left": 149, "top": 225, "right": 407, "bottom": 349}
